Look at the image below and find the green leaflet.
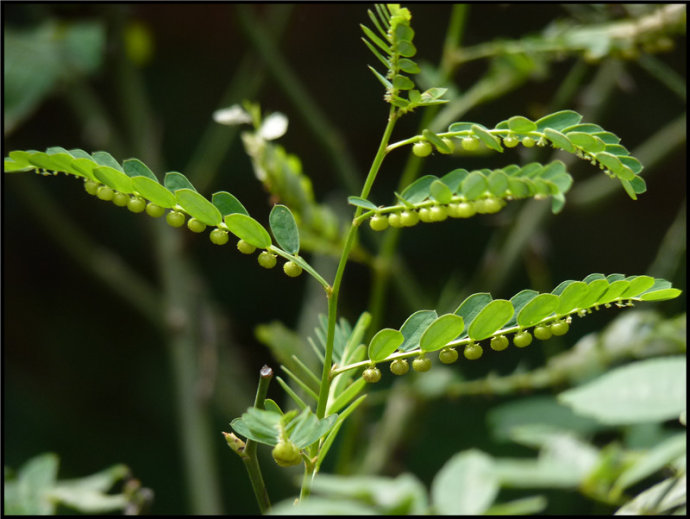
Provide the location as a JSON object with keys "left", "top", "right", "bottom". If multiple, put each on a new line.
{"left": 516, "top": 294, "right": 559, "bottom": 327}
{"left": 164, "top": 171, "right": 197, "bottom": 192}
{"left": 347, "top": 196, "right": 377, "bottom": 211}
{"left": 399, "top": 309, "right": 438, "bottom": 352}
{"left": 92, "top": 151, "right": 124, "bottom": 172}
{"left": 468, "top": 300, "right": 514, "bottom": 341}
{"left": 420, "top": 314, "right": 465, "bottom": 352}
{"left": 132, "top": 176, "right": 176, "bottom": 208}
{"left": 507, "top": 115, "right": 537, "bottom": 133}
{"left": 368, "top": 328, "right": 404, "bottom": 362}
{"left": 175, "top": 189, "right": 223, "bottom": 226}
{"left": 212, "top": 191, "right": 249, "bottom": 217}
{"left": 123, "top": 158, "right": 157, "bottom": 181}
{"left": 543, "top": 128, "right": 576, "bottom": 153}
{"left": 224, "top": 213, "right": 272, "bottom": 249}
{"left": 535, "top": 110, "right": 583, "bottom": 131}
{"left": 269, "top": 204, "right": 300, "bottom": 254}
{"left": 93, "top": 166, "right": 134, "bottom": 193}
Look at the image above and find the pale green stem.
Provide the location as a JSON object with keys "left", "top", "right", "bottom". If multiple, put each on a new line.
{"left": 316, "top": 107, "right": 399, "bottom": 420}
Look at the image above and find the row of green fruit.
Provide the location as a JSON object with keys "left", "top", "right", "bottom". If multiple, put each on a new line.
{"left": 361, "top": 318, "right": 571, "bottom": 382}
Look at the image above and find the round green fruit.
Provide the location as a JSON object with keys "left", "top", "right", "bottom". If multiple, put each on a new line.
{"left": 362, "top": 367, "right": 382, "bottom": 383}
{"left": 412, "top": 141, "right": 432, "bottom": 157}
{"left": 96, "top": 186, "right": 114, "bottom": 201}
{"left": 112, "top": 192, "right": 129, "bottom": 207}
{"left": 210, "top": 228, "right": 229, "bottom": 245}
{"left": 430, "top": 205, "right": 448, "bottom": 222}
{"left": 258, "top": 251, "right": 277, "bottom": 269}
{"left": 166, "top": 210, "right": 186, "bottom": 228}
{"left": 146, "top": 203, "right": 165, "bottom": 218}
{"left": 272, "top": 440, "right": 302, "bottom": 467}
{"left": 503, "top": 135, "right": 520, "bottom": 148}
{"left": 534, "top": 325, "right": 552, "bottom": 340}
{"left": 481, "top": 198, "right": 503, "bottom": 214}
{"left": 237, "top": 239, "right": 256, "bottom": 255}
{"left": 438, "top": 137, "right": 455, "bottom": 154}
{"left": 490, "top": 335, "right": 509, "bottom": 351}
{"left": 464, "top": 343, "right": 483, "bottom": 360}
{"left": 283, "top": 260, "right": 303, "bottom": 278}
{"left": 390, "top": 358, "right": 409, "bottom": 375}
{"left": 418, "top": 207, "right": 433, "bottom": 223}
{"left": 84, "top": 180, "right": 99, "bottom": 195}
{"left": 127, "top": 196, "right": 146, "bottom": 213}
{"left": 187, "top": 217, "right": 206, "bottom": 233}
{"left": 412, "top": 356, "right": 431, "bottom": 372}
{"left": 522, "top": 136, "right": 536, "bottom": 148}
{"left": 400, "top": 210, "right": 419, "bottom": 227}
{"left": 550, "top": 320, "right": 570, "bottom": 336}
{"left": 388, "top": 212, "right": 403, "bottom": 228}
{"left": 369, "top": 214, "right": 389, "bottom": 231}
{"left": 513, "top": 331, "right": 533, "bottom": 348}
{"left": 439, "top": 347, "right": 459, "bottom": 364}
{"left": 448, "top": 201, "right": 475, "bottom": 218}
{"left": 461, "top": 136, "right": 480, "bottom": 151}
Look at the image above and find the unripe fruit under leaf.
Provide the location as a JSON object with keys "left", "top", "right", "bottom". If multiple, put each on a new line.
{"left": 418, "top": 207, "right": 433, "bottom": 223}
{"left": 258, "top": 251, "right": 277, "bottom": 269}
{"left": 513, "top": 330, "right": 533, "bottom": 348}
{"left": 400, "top": 210, "right": 419, "bottom": 227}
{"left": 210, "top": 228, "right": 229, "bottom": 245}
{"left": 127, "top": 197, "right": 146, "bottom": 213}
{"left": 237, "top": 239, "right": 256, "bottom": 255}
{"left": 187, "top": 217, "right": 206, "bottom": 233}
{"left": 438, "top": 137, "right": 455, "bottom": 154}
{"left": 362, "top": 367, "right": 381, "bottom": 383}
{"left": 430, "top": 205, "right": 447, "bottom": 222}
{"left": 503, "top": 135, "right": 519, "bottom": 148}
{"left": 272, "top": 440, "right": 302, "bottom": 467}
{"left": 490, "top": 335, "right": 509, "bottom": 351}
{"left": 480, "top": 198, "right": 503, "bottom": 214}
{"left": 534, "top": 325, "right": 552, "bottom": 340}
{"left": 283, "top": 260, "right": 303, "bottom": 278}
{"left": 412, "top": 141, "right": 432, "bottom": 157}
{"left": 369, "top": 214, "right": 389, "bottom": 231}
{"left": 146, "top": 203, "right": 165, "bottom": 218}
{"left": 550, "top": 320, "right": 569, "bottom": 336}
{"left": 112, "top": 192, "right": 129, "bottom": 207}
{"left": 464, "top": 343, "right": 483, "bottom": 360}
{"left": 449, "top": 201, "right": 475, "bottom": 218}
{"left": 522, "top": 136, "right": 536, "bottom": 148}
{"left": 84, "top": 180, "right": 99, "bottom": 195}
{"left": 461, "top": 136, "right": 480, "bottom": 151}
{"left": 390, "top": 358, "right": 409, "bottom": 375}
{"left": 388, "top": 212, "right": 403, "bottom": 228}
{"left": 166, "top": 210, "right": 186, "bottom": 227}
{"left": 412, "top": 356, "right": 431, "bottom": 372}
{"left": 439, "top": 347, "right": 458, "bottom": 364}
{"left": 97, "top": 186, "right": 114, "bottom": 201}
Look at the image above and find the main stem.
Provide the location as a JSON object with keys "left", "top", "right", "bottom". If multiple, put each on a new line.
{"left": 316, "top": 107, "right": 398, "bottom": 420}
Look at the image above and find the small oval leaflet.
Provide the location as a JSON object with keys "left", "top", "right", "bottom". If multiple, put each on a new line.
{"left": 517, "top": 293, "right": 559, "bottom": 328}
{"left": 93, "top": 166, "right": 134, "bottom": 194}
{"left": 368, "top": 328, "right": 404, "bottom": 362}
{"left": 269, "top": 204, "right": 300, "bottom": 254}
{"left": 132, "top": 176, "right": 176, "bottom": 208}
{"left": 420, "top": 313, "right": 465, "bottom": 352}
{"left": 175, "top": 189, "right": 223, "bottom": 226}
{"left": 468, "top": 299, "right": 514, "bottom": 341}
{"left": 225, "top": 213, "right": 272, "bottom": 249}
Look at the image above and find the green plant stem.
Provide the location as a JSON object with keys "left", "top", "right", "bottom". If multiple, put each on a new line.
{"left": 316, "top": 107, "right": 399, "bottom": 420}
{"left": 242, "top": 366, "right": 273, "bottom": 514}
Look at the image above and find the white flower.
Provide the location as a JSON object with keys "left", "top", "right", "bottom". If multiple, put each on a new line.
{"left": 213, "top": 105, "right": 252, "bottom": 125}
{"left": 259, "top": 112, "right": 288, "bottom": 140}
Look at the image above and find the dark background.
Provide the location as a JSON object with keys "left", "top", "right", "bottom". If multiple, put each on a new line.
{"left": 3, "top": 3, "right": 686, "bottom": 514}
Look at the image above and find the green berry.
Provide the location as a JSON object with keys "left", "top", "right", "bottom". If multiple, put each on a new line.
{"left": 258, "top": 251, "right": 277, "bottom": 269}
{"left": 522, "top": 136, "right": 536, "bottom": 148}
{"left": 272, "top": 440, "right": 302, "bottom": 467}
{"left": 127, "top": 196, "right": 146, "bottom": 213}
{"left": 146, "top": 203, "right": 165, "bottom": 218}
{"left": 187, "top": 217, "right": 206, "bottom": 232}
{"left": 210, "top": 228, "right": 229, "bottom": 245}
{"left": 96, "top": 185, "right": 114, "bottom": 201}
{"left": 534, "top": 325, "right": 552, "bottom": 340}
{"left": 481, "top": 198, "right": 503, "bottom": 214}
{"left": 490, "top": 335, "right": 509, "bottom": 351}
{"left": 438, "top": 137, "right": 455, "bottom": 154}
{"left": 418, "top": 207, "right": 433, "bottom": 223}
{"left": 448, "top": 201, "right": 475, "bottom": 218}
{"left": 369, "top": 214, "right": 389, "bottom": 231}
{"left": 84, "top": 180, "right": 99, "bottom": 195}
{"left": 112, "top": 192, "right": 129, "bottom": 207}
{"left": 439, "top": 347, "right": 458, "bottom": 364}
{"left": 362, "top": 367, "right": 382, "bottom": 383}
{"left": 237, "top": 239, "right": 256, "bottom": 255}
{"left": 464, "top": 343, "right": 483, "bottom": 360}
{"left": 412, "top": 356, "right": 431, "bottom": 372}
{"left": 461, "top": 136, "right": 480, "bottom": 151}
{"left": 166, "top": 210, "right": 186, "bottom": 227}
{"left": 283, "top": 260, "right": 302, "bottom": 277}
{"left": 503, "top": 135, "right": 520, "bottom": 148}
{"left": 550, "top": 320, "right": 570, "bottom": 336}
{"left": 400, "top": 210, "right": 419, "bottom": 227}
{"left": 390, "top": 358, "right": 409, "bottom": 375}
{"left": 412, "top": 141, "right": 432, "bottom": 157}
{"left": 514, "top": 331, "right": 533, "bottom": 348}
{"left": 388, "top": 212, "right": 403, "bottom": 228}
{"left": 430, "top": 205, "right": 448, "bottom": 222}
